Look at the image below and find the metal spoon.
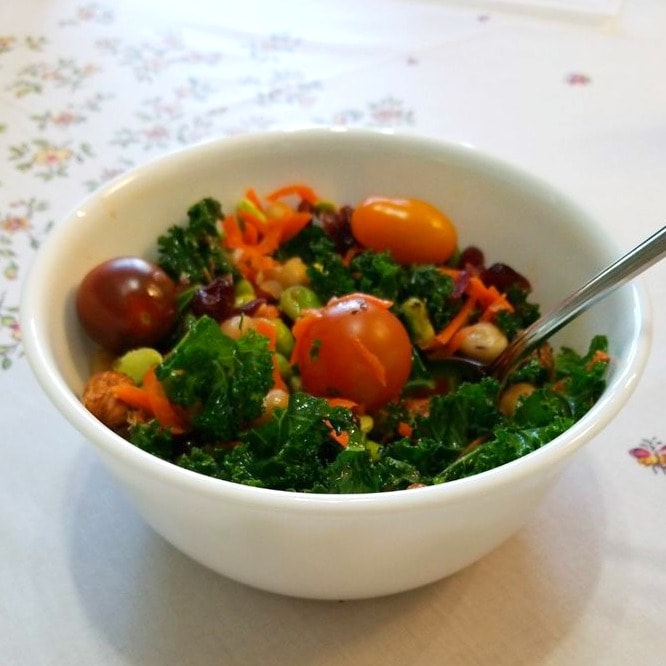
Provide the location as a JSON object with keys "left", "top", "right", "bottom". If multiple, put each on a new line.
{"left": 459, "top": 225, "right": 666, "bottom": 381}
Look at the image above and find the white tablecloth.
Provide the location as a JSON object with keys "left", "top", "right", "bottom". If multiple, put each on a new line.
{"left": 2, "top": 1, "right": 665, "bottom": 664}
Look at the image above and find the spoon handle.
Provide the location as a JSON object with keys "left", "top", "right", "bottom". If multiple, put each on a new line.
{"left": 489, "top": 224, "right": 666, "bottom": 379}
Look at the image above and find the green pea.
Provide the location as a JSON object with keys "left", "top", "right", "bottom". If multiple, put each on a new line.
{"left": 279, "top": 285, "right": 322, "bottom": 321}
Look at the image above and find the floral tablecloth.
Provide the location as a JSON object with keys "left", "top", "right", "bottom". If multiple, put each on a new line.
{"left": 2, "top": 1, "right": 665, "bottom": 664}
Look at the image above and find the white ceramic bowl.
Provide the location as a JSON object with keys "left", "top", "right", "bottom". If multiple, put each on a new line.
{"left": 21, "top": 128, "right": 650, "bottom": 599}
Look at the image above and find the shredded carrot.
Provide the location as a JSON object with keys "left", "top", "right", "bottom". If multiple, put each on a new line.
{"left": 113, "top": 367, "right": 188, "bottom": 433}
{"left": 397, "top": 421, "right": 413, "bottom": 438}
{"left": 439, "top": 267, "right": 463, "bottom": 279}
{"left": 466, "top": 276, "right": 514, "bottom": 319}
{"left": 237, "top": 210, "right": 262, "bottom": 244}
{"left": 112, "top": 383, "right": 153, "bottom": 414}
{"left": 276, "top": 211, "right": 312, "bottom": 242}
{"left": 342, "top": 245, "right": 362, "bottom": 267}
{"left": 251, "top": 317, "right": 289, "bottom": 392}
{"left": 244, "top": 187, "right": 264, "bottom": 212}
{"left": 326, "top": 397, "right": 359, "bottom": 411}
{"left": 252, "top": 317, "right": 277, "bottom": 350}
{"left": 254, "top": 302, "right": 281, "bottom": 319}
{"left": 142, "top": 367, "right": 189, "bottom": 433}
{"left": 586, "top": 349, "right": 610, "bottom": 369}
{"left": 266, "top": 183, "right": 319, "bottom": 204}
{"left": 222, "top": 214, "right": 244, "bottom": 248}
{"left": 430, "top": 296, "right": 478, "bottom": 348}
{"left": 270, "top": 357, "right": 288, "bottom": 392}
{"left": 444, "top": 324, "right": 476, "bottom": 355}
{"left": 323, "top": 419, "right": 350, "bottom": 447}
{"left": 403, "top": 397, "right": 430, "bottom": 417}
{"left": 289, "top": 310, "right": 321, "bottom": 365}
{"left": 349, "top": 336, "right": 387, "bottom": 387}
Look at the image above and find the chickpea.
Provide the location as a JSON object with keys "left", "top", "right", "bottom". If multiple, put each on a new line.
{"left": 499, "top": 382, "right": 536, "bottom": 416}
{"left": 458, "top": 322, "right": 508, "bottom": 364}
{"left": 275, "top": 256, "right": 309, "bottom": 288}
{"left": 254, "top": 388, "right": 290, "bottom": 425}
{"left": 220, "top": 314, "right": 255, "bottom": 339}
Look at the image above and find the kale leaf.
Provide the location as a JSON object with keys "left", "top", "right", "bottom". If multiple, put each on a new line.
{"left": 350, "top": 250, "right": 403, "bottom": 301}
{"left": 494, "top": 285, "right": 540, "bottom": 340}
{"left": 218, "top": 393, "right": 364, "bottom": 491}
{"left": 322, "top": 445, "right": 420, "bottom": 493}
{"left": 554, "top": 335, "right": 609, "bottom": 419}
{"left": 279, "top": 225, "right": 355, "bottom": 301}
{"left": 129, "top": 420, "right": 176, "bottom": 460}
{"left": 402, "top": 264, "right": 456, "bottom": 330}
{"left": 433, "top": 417, "right": 574, "bottom": 483}
{"left": 155, "top": 315, "right": 273, "bottom": 441}
{"left": 157, "top": 197, "right": 233, "bottom": 284}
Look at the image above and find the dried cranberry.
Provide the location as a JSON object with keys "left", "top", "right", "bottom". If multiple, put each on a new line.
{"left": 480, "top": 263, "right": 531, "bottom": 292}
{"left": 320, "top": 205, "right": 356, "bottom": 253}
{"left": 191, "top": 275, "right": 235, "bottom": 320}
{"left": 459, "top": 246, "right": 485, "bottom": 268}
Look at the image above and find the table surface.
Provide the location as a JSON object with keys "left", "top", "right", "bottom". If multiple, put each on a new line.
{"left": 2, "top": 1, "right": 665, "bottom": 664}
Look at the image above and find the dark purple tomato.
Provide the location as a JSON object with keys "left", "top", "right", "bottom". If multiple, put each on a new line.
{"left": 76, "top": 256, "right": 177, "bottom": 353}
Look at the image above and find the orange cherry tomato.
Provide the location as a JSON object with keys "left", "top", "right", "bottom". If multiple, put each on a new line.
{"left": 291, "top": 293, "right": 412, "bottom": 412}
{"left": 350, "top": 196, "right": 457, "bottom": 264}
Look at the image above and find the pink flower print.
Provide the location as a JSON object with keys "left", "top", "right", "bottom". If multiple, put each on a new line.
{"left": 8, "top": 320, "right": 21, "bottom": 342}
{"left": 1, "top": 215, "right": 31, "bottom": 233}
{"left": 34, "top": 147, "right": 73, "bottom": 166}
{"left": 52, "top": 110, "right": 79, "bottom": 127}
{"left": 566, "top": 72, "right": 591, "bottom": 86}
{"left": 143, "top": 125, "right": 170, "bottom": 141}
{"left": 3, "top": 262, "right": 19, "bottom": 281}
{"left": 0, "top": 36, "right": 17, "bottom": 53}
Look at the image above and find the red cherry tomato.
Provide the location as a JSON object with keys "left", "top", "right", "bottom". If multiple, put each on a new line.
{"left": 350, "top": 196, "right": 457, "bottom": 264}
{"left": 76, "top": 256, "right": 177, "bottom": 353}
{"left": 291, "top": 293, "right": 412, "bottom": 412}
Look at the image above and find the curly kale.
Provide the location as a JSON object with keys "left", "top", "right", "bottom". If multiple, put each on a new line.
{"left": 432, "top": 417, "right": 574, "bottom": 483}
{"left": 401, "top": 264, "right": 457, "bottom": 330}
{"left": 129, "top": 420, "right": 176, "bottom": 460}
{"left": 379, "top": 378, "right": 502, "bottom": 480}
{"left": 278, "top": 225, "right": 355, "bottom": 301}
{"left": 494, "top": 285, "right": 540, "bottom": 340}
{"left": 554, "top": 335, "right": 609, "bottom": 419}
{"left": 349, "top": 250, "right": 403, "bottom": 301}
{"left": 157, "top": 197, "right": 233, "bottom": 284}
{"left": 155, "top": 315, "right": 273, "bottom": 441}
{"left": 201, "top": 393, "right": 366, "bottom": 491}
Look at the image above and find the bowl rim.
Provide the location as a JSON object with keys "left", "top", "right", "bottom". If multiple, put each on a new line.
{"left": 20, "top": 126, "right": 653, "bottom": 513}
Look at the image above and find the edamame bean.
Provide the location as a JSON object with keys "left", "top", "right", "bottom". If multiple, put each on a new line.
{"left": 279, "top": 285, "right": 322, "bottom": 320}
{"left": 113, "top": 347, "right": 163, "bottom": 384}
{"left": 272, "top": 318, "right": 295, "bottom": 357}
